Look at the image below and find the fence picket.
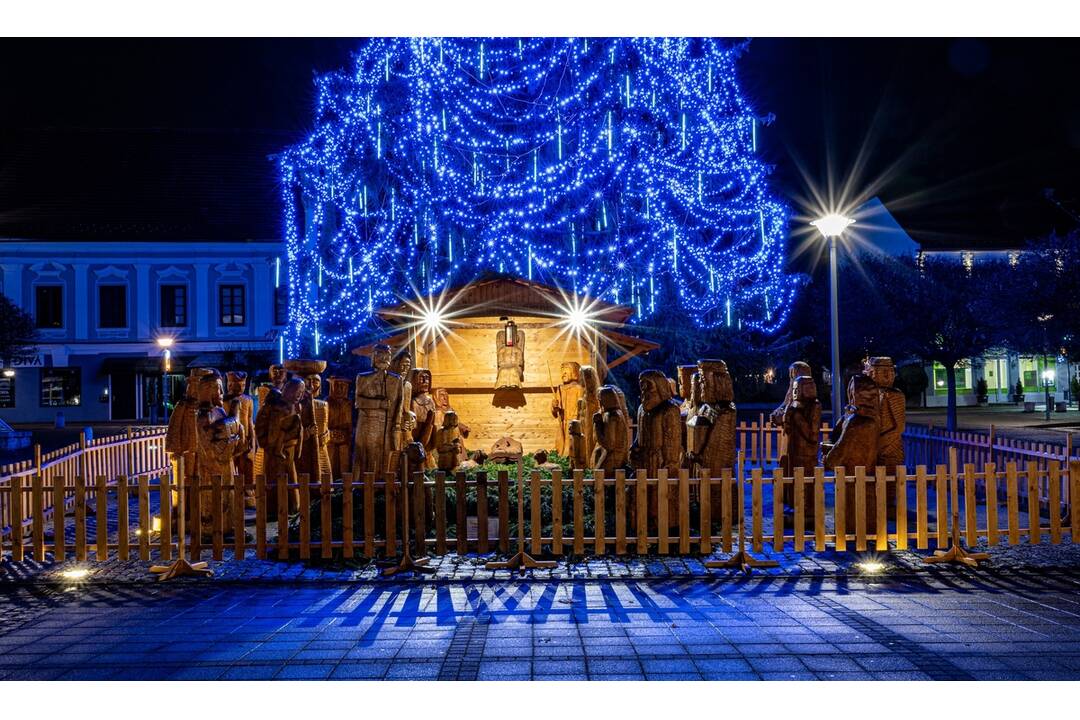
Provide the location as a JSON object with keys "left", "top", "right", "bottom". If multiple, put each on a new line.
{"left": 435, "top": 472, "right": 447, "bottom": 556}
{"left": 678, "top": 469, "right": 690, "bottom": 555}
{"left": 255, "top": 475, "right": 265, "bottom": 560}
{"left": 616, "top": 470, "right": 628, "bottom": 555}
{"left": 1070, "top": 462, "right": 1080, "bottom": 543}
{"left": 792, "top": 468, "right": 805, "bottom": 553}
{"left": 573, "top": 470, "right": 585, "bottom": 556}
{"left": 834, "top": 468, "right": 846, "bottom": 552}
{"left": 414, "top": 471, "right": 426, "bottom": 556}
{"left": 74, "top": 475, "right": 87, "bottom": 561}
{"left": 874, "top": 467, "right": 888, "bottom": 551}
{"left": 364, "top": 472, "right": 376, "bottom": 558}
{"left": 531, "top": 470, "right": 542, "bottom": 556}
{"left": 319, "top": 473, "right": 332, "bottom": 560}
{"left": 1027, "top": 464, "right": 1040, "bottom": 545}
{"left": 635, "top": 469, "right": 648, "bottom": 555}
{"left": 498, "top": 470, "right": 510, "bottom": 554}
{"left": 772, "top": 470, "right": 784, "bottom": 552}
{"left": 657, "top": 469, "right": 669, "bottom": 555}
{"left": 751, "top": 468, "right": 763, "bottom": 553}
{"left": 210, "top": 474, "right": 224, "bottom": 561}
{"left": 986, "top": 463, "right": 999, "bottom": 546}
{"left": 814, "top": 467, "right": 826, "bottom": 552}
{"left": 455, "top": 472, "right": 467, "bottom": 555}
{"left": 385, "top": 472, "right": 397, "bottom": 558}
{"left": 9, "top": 474, "right": 23, "bottom": 563}
{"left": 699, "top": 470, "right": 708, "bottom": 557}
{"left": 595, "top": 470, "right": 607, "bottom": 556}
{"left": 31, "top": 473, "right": 44, "bottom": 562}
{"left": 139, "top": 475, "right": 150, "bottom": 562}
{"left": 855, "top": 467, "right": 867, "bottom": 552}
{"left": 551, "top": 470, "right": 563, "bottom": 555}
{"left": 341, "top": 474, "right": 353, "bottom": 558}
{"left": 721, "top": 468, "right": 732, "bottom": 553}
{"left": 53, "top": 474, "right": 66, "bottom": 562}
{"left": 278, "top": 474, "right": 290, "bottom": 560}
{"left": 895, "top": 467, "right": 908, "bottom": 551}
{"left": 935, "top": 465, "right": 948, "bottom": 548}
{"left": 477, "top": 472, "right": 489, "bottom": 555}
{"left": 96, "top": 475, "right": 108, "bottom": 561}
{"left": 1007, "top": 463, "right": 1020, "bottom": 546}
{"left": 915, "top": 466, "right": 928, "bottom": 550}
{"left": 1049, "top": 461, "right": 1061, "bottom": 544}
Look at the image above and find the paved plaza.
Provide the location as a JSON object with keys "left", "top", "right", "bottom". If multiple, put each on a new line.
{"left": 2, "top": 569, "right": 1080, "bottom": 680}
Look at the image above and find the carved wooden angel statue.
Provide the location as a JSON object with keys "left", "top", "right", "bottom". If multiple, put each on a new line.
{"left": 493, "top": 317, "right": 527, "bottom": 409}
{"left": 591, "top": 385, "right": 630, "bottom": 473}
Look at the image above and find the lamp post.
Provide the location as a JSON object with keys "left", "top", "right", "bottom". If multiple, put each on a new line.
{"left": 1043, "top": 368, "right": 1054, "bottom": 421}
{"left": 810, "top": 213, "right": 856, "bottom": 428}
{"left": 156, "top": 337, "right": 174, "bottom": 424}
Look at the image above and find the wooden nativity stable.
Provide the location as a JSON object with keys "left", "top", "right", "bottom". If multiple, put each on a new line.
{"left": 354, "top": 278, "right": 658, "bottom": 453}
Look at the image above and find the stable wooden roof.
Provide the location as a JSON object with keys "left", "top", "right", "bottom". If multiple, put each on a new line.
{"left": 375, "top": 277, "right": 635, "bottom": 325}
{"left": 353, "top": 277, "right": 658, "bottom": 369}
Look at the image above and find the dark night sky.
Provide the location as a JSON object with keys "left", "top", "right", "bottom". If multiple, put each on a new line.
{"left": 1, "top": 37, "right": 1078, "bottom": 248}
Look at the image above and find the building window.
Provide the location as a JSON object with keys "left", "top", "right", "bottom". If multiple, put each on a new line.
{"left": 219, "top": 284, "right": 245, "bottom": 326}
{"left": 932, "top": 363, "right": 972, "bottom": 395}
{"left": 35, "top": 285, "right": 63, "bottom": 329}
{"left": 0, "top": 372, "right": 14, "bottom": 408}
{"left": 160, "top": 284, "right": 188, "bottom": 327}
{"left": 40, "top": 367, "right": 81, "bottom": 407}
{"left": 1020, "top": 357, "right": 1055, "bottom": 392}
{"left": 98, "top": 285, "right": 128, "bottom": 328}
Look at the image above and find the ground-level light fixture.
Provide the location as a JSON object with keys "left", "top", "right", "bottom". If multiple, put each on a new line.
{"left": 2, "top": 369, "right": 13, "bottom": 378}
{"left": 856, "top": 559, "right": 886, "bottom": 574}
{"left": 60, "top": 568, "right": 91, "bottom": 581}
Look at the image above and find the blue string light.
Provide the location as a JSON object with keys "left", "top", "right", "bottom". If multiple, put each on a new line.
{"left": 280, "top": 37, "right": 795, "bottom": 356}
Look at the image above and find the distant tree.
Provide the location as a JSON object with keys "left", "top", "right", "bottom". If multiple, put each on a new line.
{"left": 888, "top": 257, "right": 995, "bottom": 430}
{"left": 998, "top": 231, "right": 1080, "bottom": 361}
{"left": 0, "top": 294, "right": 38, "bottom": 367}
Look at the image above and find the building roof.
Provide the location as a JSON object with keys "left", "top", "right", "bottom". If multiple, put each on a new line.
{"left": 848, "top": 197, "right": 921, "bottom": 257}
{"left": 0, "top": 128, "right": 286, "bottom": 241}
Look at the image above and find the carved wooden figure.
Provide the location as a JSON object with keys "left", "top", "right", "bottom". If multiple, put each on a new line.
{"left": 300, "top": 373, "right": 332, "bottom": 481}
{"left": 390, "top": 349, "right": 415, "bottom": 472}
{"left": 865, "top": 356, "right": 906, "bottom": 471}
{"left": 568, "top": 419, "right": 588, "bottom": 470}
{"left": 823, "top": 374, "right": 880, "bottom": 472}
{"left": 435, "top": 410, "right": 467, "bottom": 472}
{"left": 410, "top": 368, "right": 438, "bottom": 470}
{"left": 591, "top": 385, "right": 629, "bottom": 472}
{"left": 432, "top": 387, "right": 469, "bottom": 452}
{"left": 255, "top": 377, "right": 305, "bottom": 513}
{"left": 165, "top": 368, "right": 207, "bottom": 481}
{"left": 578, "top": 365, "right": 601, "bottom": 461}
{"left": 253, "top": 363, "right": 288, "bottom": 484}
{"left": 195, "top": 372, "right": 242, "bottom": 537}
{"left": 782, "top": 375, "right": 822, "bottom": 474}
{"left": 686, "top": 359, "right": 738, "bottom": 476}
{"left": 327, "top": 377, "right": 353, "bottom": 481}
{"left": 550, "top": 361, "right": 584, "bottom": 457}
{"left": 676, "top": 364, "right": 698, "bottom": 417}
{"left": 224, "top": 371, "right": 256, "bottom": 507}
{"left": 632, "top": 369, "right": 683, "bottom": 527}
{"left": 352, "top": 345, "right": 404, "bottom": 479}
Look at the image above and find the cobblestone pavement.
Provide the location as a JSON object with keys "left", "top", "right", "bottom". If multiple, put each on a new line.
{"left": 2, "top": 571, "right": 1080, "bottom": 680}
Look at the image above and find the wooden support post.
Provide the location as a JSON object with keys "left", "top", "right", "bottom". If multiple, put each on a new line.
{"left": 138, "top": 475, "right": 150, "bottom": 562}
{"left": 435, "top": 472, "right": 447, "bottom": 556}
{"left": 834, "top": 467, "right": 847, "bottom": 552}
{"left": 477, "top": 472, "right": 489, "bottom": 555}
{"left": 255, "top": 475, "right": 266, "bottom": 560}
{"left": 74, "top": 474, "right": 87, "bottom": 562}
{"left": 485, "top": 458, "right": 555, "bottom": 573}
{"left": 150, "top": 455, "right": 211, "bottom": 580}
{"left": 573, "top": 470, "right": 585, "bottom": 556}
{"left": 531, "top": 470, "right": 542, "bottom": 556}
{"left": 925, "top": 447, "right": 988, "bottom": 568}
{"left": 552, "top": 469, "right": 564, "bottom": 555}
{"left": 705, "top": 452, "right": 777, "bottom": 573}
{"left": 698, "top": 470, "right": 711, "bottom": 556}
{"left": 320, "top": 473, "right": 332, "bottom": 560}
{"left": 635, "top": 469, "right": 648, "bottom": 555}
{"left": 53, "top": 474, "right": 66, "bottom": 562}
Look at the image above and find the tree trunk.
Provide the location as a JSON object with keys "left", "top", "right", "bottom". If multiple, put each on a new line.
{"left": 945, "top": 362, "right": 958, "bottom": 431}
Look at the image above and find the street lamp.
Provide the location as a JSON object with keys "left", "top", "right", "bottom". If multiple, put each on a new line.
{"left": 156, "top": 337, "right": 174, "bottom": 424}
{"left": 811, "top": 213, "right": 856, "bottom": 427}
{"left": 1043, "top": 368, "right": 1055, "bottom": 421}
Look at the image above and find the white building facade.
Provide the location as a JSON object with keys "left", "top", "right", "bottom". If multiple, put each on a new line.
{"left": 0, "top": 240, "right": 285, "bottom": 425}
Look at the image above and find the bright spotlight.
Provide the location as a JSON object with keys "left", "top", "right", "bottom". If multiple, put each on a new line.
{"left": 60, "top": 568, "right": 91, "bottom": 581}
{"left": 1042, "top": 369, "right": 1055, "bottom": 384}
{"left": 2, "top": 369, "right": 14, "bottom": 378}
{"left": 810, "top": 213, "right": 856, "bottom": 238}
{"left": 156, "top": 337, "right": 174, "bottom": 349}
{"left": 856, "top": 560, "right": 886, "bottom": 574}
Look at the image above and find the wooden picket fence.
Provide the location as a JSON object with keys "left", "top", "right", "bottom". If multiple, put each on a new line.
{"left": 0, "top": 427, "right": 169, "bottom": 550}
{"left": 3, "top": 456, "right": 1076, "bottom": 565}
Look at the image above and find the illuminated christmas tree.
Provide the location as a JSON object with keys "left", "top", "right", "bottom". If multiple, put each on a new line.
{"left": 280, "top": 38, "right": 794, "bottom": 357}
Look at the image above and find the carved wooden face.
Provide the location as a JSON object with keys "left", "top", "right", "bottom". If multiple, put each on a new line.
{"left": 282, "top": 378, "right": 305, "bottom": 405}
{"left": 639, "top": 374, "right": 663, "bottom": 411}
{"left": 847, "top": 375, "right": 879, "bottom": 416}
{"left": 793, "top": 375, "right": 816, "bottom": 401}
{"left": 560, "top": 362, "right": 580, "bottom": 384}
{"left": 599, "top": 386, "right": 620, "bottom": 411}
{"left": 198, "top": 376, "right": 223, "bottom": 405}
{"left": 269, "top": 365, "right": 286, "bottom": 386}
{"left": 568, "top": 419, "right": 583, "bottom": 436}
{"left": 329, "top": 379, "right": 349, "bottom": 398}
{"left": 790, "top": 362, "right": 811, "bottom": 381}
{"left": 412, "top": 369, "right": 432, "bottom": 394}
{"left": 866, "top": 363, "right": 895, "bottom": 388}
{"left": 305, "top": 374, "right": 322, "bottom": 398}
{"left": 392, "top": 351, "right": 412, "bottom": 376}
{"left": 372, "top": 348, "right": 392, "bottom": 371}
{"left": 700, "top": 367, "right": 733, "bottom": 404}
{"left": 433, "top": 387, "right": 450, "bottom": 408}
{"left": 677, "top": 366, "right": 695, "bottom": 397}
{"left": 226, "top": 374, "right": 247, "bottom": 396}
